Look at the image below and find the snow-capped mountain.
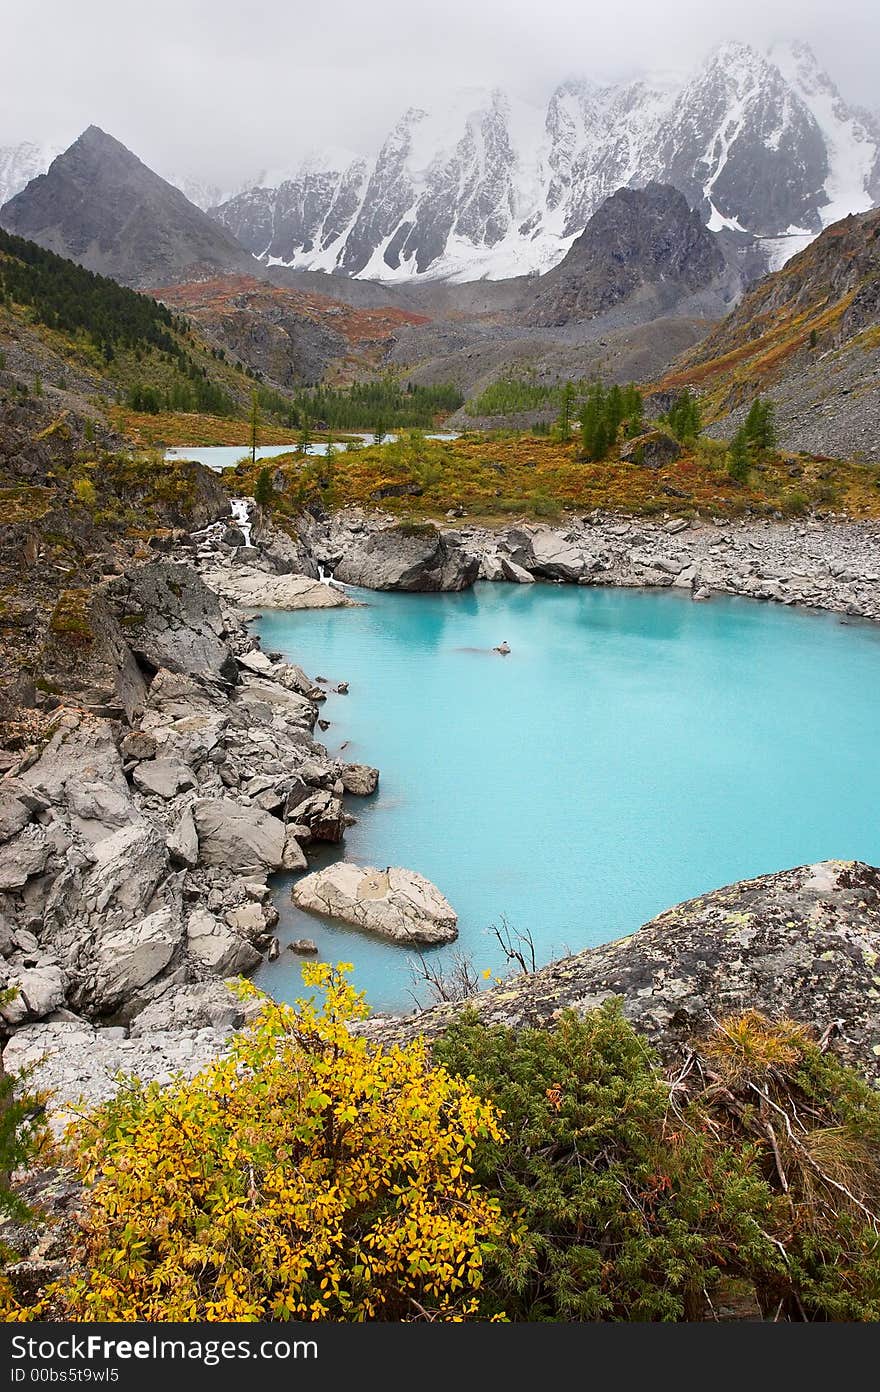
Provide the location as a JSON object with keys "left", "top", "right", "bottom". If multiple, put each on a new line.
{"left": 0, "top": 140, "right": 63, "bottom": 210}
{"left": 212, "top": 40, "right": 880, "bottom": 283}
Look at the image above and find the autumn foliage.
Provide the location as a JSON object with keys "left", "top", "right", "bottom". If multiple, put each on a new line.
{"left": 57, "top": 966, "right": 506, "bottom": 1322}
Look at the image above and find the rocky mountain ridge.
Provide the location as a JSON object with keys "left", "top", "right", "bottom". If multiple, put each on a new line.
{"left": 659, "top": 204, "right": 880, "bottom": 458}
{"left": 211, "top": 40, "right": 880, "bottom": 283}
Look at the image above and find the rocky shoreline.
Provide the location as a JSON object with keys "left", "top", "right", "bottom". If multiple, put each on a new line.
{"left": 300, "top": 506, "right": 880, "bottom": 621}
{"left": 5, "top": 493, "right": 880, "bottom": 1125}
{"left": 0, "top": 515, "right": 383, "bottom": 1125}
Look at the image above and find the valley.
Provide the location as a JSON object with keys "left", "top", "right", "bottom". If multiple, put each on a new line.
{"left": 4, "top": 18, "right": 880, "bottom": 1328}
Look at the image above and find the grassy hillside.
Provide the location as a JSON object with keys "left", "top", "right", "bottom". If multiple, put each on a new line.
{"left": 223, "top": 429, "right": 880, "bottom": 524}
{"left": 653, "top": 209, "right": 880, "bottom": 459}
{"left": 0, "top": 226, "right": 266, "bottom": 419}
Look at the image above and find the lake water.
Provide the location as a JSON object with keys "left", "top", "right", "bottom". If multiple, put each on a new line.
{"left": 165, "top": 433, "right": 457, "bottom": 473}
{"left": 253, "top": 583, "right": 880, "bottom": 1016}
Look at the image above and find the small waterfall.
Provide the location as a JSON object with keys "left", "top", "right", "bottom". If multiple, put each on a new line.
{"left": 230, "top": 498, "right": 253, "bottom": 548}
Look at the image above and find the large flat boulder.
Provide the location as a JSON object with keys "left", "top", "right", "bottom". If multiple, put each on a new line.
{"left": 192, "top": 798, "right": 285, "bottom": 873}
{"left": 293, "top": 863, "right": 458, "bottom": 944}
{"left": 201, "top": 566, "right": 353, "bottom": 610}
{"left": 334, "top": 524, "right": 479, "bottom": 592}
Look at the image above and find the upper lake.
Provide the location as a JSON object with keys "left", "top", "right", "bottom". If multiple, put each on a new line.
{"left": 253, "top": 583, "right": 880, "bottom": 1015}
{"left": 165, "top": 434, "right": 457, "bottom": 473}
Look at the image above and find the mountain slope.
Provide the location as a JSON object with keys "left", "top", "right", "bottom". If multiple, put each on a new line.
{"left": 211, "top": 41, "right": 879, "bottom": 284}
{"left": 153, "top": 275, "right": 430, "bottom": 387}
{"left": 0, "top": 127, "right": 258, "bottom": 290}
{"left": 658, "top": 206, "right": 880, "bottom": 459}
{"left": 0, "top": 227, "right": 283, "bottom": 426}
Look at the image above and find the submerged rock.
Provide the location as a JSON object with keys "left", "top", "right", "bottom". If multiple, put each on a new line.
{"left": 293, "top": 863, "right": 458, "bottom": 944}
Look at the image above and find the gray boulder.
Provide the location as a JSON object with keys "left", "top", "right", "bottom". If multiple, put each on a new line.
{"left": 340, "top": 763, "right": 379, "bottom": 796}
{"left": 334, "top": 523, "right": 479, "bottom": 592}
{"left": 92, "top": 907, "right": 182, "bottom": 1013}
{"left": 105, "top": 561, "right": 237, "bottom": 682}
{"left": 0, "top": 826, "right": 51, "bottom": 890}
{"left": 166, "top": 805, "right": 199, "bottom": 868}
{"left": 132, "top": 758, "right": 197, "bottom": 800}
{"left": 620, "top": 429, "right": 683, "bottom": 469}
{"left": 86, "top": 821, "right": 168, "bottom": 915}
{"left": 500, "top": 556, "right": 536, "bottom": 584}
{"left": 293, "top": 863, "right": 458, "bottom": 944}
{"left": 1, "top": 960, "right": 67, "bottom": 1023}
{"left": 186, "top": 909, "right": 261, "bottom": 976}
{"left": 0, "top": 784, "right": 34, "bottom": 843}
{"left": 192, "top": 798, "right": 285, "bottom": 873}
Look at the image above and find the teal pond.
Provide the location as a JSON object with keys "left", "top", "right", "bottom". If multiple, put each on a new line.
{"left": 253, "top": 583, "right": 880, "bottom": 1014}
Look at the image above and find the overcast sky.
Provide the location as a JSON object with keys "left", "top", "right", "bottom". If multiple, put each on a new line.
{"left": 5, "top": 0, "right": 879, "bottom": 186}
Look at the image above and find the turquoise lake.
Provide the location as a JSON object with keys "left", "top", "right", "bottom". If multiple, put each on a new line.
{"left": 253, "top": 584, "right": 880, "bottom": 1015}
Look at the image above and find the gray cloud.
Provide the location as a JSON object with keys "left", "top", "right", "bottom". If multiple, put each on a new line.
{"left": 6, "top": 0, "right": 880, "bottom": 186}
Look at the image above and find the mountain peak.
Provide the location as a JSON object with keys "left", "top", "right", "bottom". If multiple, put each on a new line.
{"left": 522, "top": 181, "right": 727, "bottom": 327}
{"left": 0, "top": 128, "right": 257, "bottom": 289}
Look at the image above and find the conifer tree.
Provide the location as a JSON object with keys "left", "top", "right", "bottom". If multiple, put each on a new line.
{"left": 249, "top": 392, "right": 260, "bottom": 467}
{"left": 727, "top": 428, "right": 751, "bottom": 484}
{"left": 253, "top": 466, "right": 273, "bottom": 509}
{"left": 557, "top": 381, "right": 576, "bottom": 442}
{"left": 743, "top": 398, "right": 776, "bottom": 451}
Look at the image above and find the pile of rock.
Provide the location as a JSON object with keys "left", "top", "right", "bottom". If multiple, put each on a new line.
{"left": 468, "top": 515, "right": 880, "bottom": 620}
{"left": 0, "top": 555, "right": 378, "bottom": 1066}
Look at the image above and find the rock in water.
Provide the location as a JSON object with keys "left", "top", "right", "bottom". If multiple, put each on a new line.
{"left": 293, "top": 863, "right": 458, "bottom": 944}
{"left": 334, "top": 523, "right": 479, "bottom": 592}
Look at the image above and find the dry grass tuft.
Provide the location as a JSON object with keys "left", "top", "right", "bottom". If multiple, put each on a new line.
{"left": 702, "top": 1011, "right": 812, "bottom": 1088}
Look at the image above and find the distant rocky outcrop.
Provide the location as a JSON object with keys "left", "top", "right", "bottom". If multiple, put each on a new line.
{"left": 521, "top": 184, "right": 727, "bottom": 328}
{"left": 0, "top": 127, "right": 257, "bottom": 290}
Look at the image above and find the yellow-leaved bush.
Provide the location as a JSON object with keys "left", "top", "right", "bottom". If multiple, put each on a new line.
{"left": 58, "top": 965, "right": 508, "bottom": 1322}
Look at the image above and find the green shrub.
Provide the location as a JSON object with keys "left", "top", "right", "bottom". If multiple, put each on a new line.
{"left": 435, "top": 1004, "right": 880, "bottom": 1322}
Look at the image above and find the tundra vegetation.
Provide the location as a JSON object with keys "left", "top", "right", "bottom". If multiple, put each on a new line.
{"left": 225, "top": 421, "right": 880, "bottom": 524}
{"left": 3, "top": 971, "right": 880, "bottom": 1322}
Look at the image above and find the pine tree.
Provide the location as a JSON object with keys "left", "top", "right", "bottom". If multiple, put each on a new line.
{"left": 557, "top": 381, "right": 576, "bottom": 442}
{"left": 663, "top": 391, "right": 701, "bottom": 443}
{"left": 249, "top": 392, "right": 260, "bottom": 467}
{"left": 298, "top": 414, "right": 313, "bottom": 456}
{"left": 727, "top": 428, "right": 751, "bottom": 484}
{"left": 253, "top": 467, "right": 273, "bottom": 509}
{"left": 744, "top": 398, "right": 776, "bottom": 451}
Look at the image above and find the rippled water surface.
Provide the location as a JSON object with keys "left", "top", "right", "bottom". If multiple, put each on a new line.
{"left": 253, "top": 584, "right": 880, "bottom": 1014}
